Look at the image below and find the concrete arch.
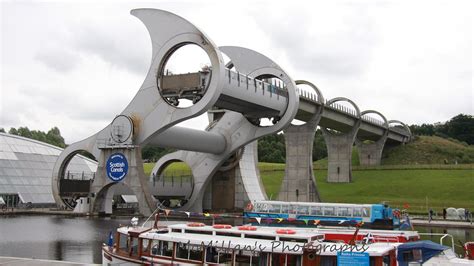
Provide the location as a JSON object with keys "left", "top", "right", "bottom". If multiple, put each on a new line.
{"left": 92, "top": 181, "right": 138, "bottom": 215}
{"left": 295, "top": 80, "right": 325, "bottom": 123}
{"left": 52, "top": 135, "right": 100, "bottom": 209}
{"left": 327, "top": 97, "right": 361, "bottom": 118}
{"left": 323, "top": 97, "right": 361, "bottom": 136}
{"left": 389, "top": 120, "right": 412, "bottom": 142}
{"left": 361, "top": 110, "right": 388, "bottom": 129}
{"left": 356, "top": 110, "right": 390, "bottom": 166}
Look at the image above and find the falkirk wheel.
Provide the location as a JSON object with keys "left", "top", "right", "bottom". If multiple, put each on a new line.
{"left": 52, "top": 9, "right": 411, "bottom": 215}
{"left": 52, "top": 9, "right": 300, "bottom": 215}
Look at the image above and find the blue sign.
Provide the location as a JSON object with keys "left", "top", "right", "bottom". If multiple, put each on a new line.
{"left": 337, "top": 252, "right": 369, "bottom": 266}
{"left": 106, "top": 153, "right": 128, "bottom": 182}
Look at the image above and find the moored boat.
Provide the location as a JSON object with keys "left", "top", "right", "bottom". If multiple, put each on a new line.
{"left": 102, "top": 221, "right": 398, "bottom": 265}
{"left": 244, "top": 200, "right": 402, "bottom": 229}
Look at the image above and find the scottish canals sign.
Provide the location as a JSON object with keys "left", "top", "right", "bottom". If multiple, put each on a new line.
{"left": 106, "top": 153, "right": 129, "bottom": 182}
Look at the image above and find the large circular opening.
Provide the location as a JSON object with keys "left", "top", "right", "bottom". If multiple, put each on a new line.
{"left": 151, "top": 160, "right": 193, "bottom": 208}
{"left": 157, "top": 44, "right": 212, "bottom": 108}
{"left": 59, "top": 150, "right": 97, "bottom": 209}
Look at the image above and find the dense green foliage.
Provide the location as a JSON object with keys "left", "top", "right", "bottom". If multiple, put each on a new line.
{"left": 5, "top": 126, "right": 66, "bottom": 148}
{"left": 141, "top": 146, "right": 174, "bottom": 162}
{"left": 258, "top": 134, "right": 286, "bottom": 163}
{"left": 410, "top": 114, "right": 473, "bottom": 145}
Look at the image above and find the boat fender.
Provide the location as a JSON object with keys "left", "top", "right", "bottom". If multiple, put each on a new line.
{"left": 238, "top": 225, "right": 257, "bottom": 231}
{"left": 276, "top": 229, "right": 296, "bottom": 234}
{"left": 213, "top": 224, "right": 232, "bottom": 229}
{"left": 187, "top": 222, "right": 205, "bottom": 227}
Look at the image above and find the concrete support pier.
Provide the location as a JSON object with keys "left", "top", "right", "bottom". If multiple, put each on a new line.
{"left": 279, "top": 81, "right": 323, "bottom": 202}
{"left": 90, "top": 148, "right": 154, "bottom": 216}
{"left": 321, "top": 98, "right": 361, "bottom": 183}
{"left": 356, "top": 139, "right": 386, "bottom": 166}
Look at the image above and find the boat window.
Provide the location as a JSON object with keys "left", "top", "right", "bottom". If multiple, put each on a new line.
{"left": 206, "top": 247, "right": 233, "bottom": 264}
{"left": 363, "top": 207, "right": 371, "bottom": 217}
{"left": 271, "top": 253, "right": 301, "bottom": 266}
{"left": 185, "top": 229, "right": 213, "bottom": 235}
{"left": 280, "top": 237, "right": 308, "bottom": 243}
{"left": 382, "top": 255, "right": 391, "bottom": 266}
{"left": 281, "top": 204, "right": 290, "bottom": 214}
{"left": 254, "top": 203, "right": 269, "bottom": 212}
{"left": 310, "top": 206, "right": 322, "bottom": 215}
{"left": 130, "top": 237, "right": 139, "bottom": 257}
{"left": 118, "top": 233, "right": 128, "bottom": 252}
{"left": 323, "top": 207, "right": 335, "bottom": 216}
{"left": 338, "top": 207, "right": 350, "bottom": 217}
{"left": 176, "top": 242, "right": 203, "bottom": 261}
{"left": 141, "top": 239, "right": 151, "bottom": 255}
{"left": 297, "top": 205, "right": 309, "bottom": 215}
{"left": 353, "top": 208, "right": 363, "bottom": 217}
{"left": 319, "top": 256, "right": 336, "bottom": 266}
{"left": 268, "top": 204, "right": 281, "bottom": 213}
{"left": 236, "top": 251, "right": 261, "bottom": 266}
{"left": 151, "top": 240, "right": 173, "bottom": 257}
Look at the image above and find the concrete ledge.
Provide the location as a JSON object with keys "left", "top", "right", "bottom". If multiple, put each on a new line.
{"left": 0, "top": 256, "right": 99, "bottom": 265}
{"left": 411, "top": 219, "right": 474, "bottom": 229}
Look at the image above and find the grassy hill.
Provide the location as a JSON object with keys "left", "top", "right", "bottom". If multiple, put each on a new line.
{"left": 382, "top": 135, "right": 474, "bottom": 165}
{"left": 260, "top": 168, "right": 474, "bottom": 213}
{"left": 144, "top": 135, "right": 474, "bottom": 213}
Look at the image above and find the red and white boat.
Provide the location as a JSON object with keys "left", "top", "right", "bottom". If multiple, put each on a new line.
{"left": 102, "top": 217, "right": 473, "bottom": 265}
{"left": 102, "top": 222, "right": 399, "bottom": 265}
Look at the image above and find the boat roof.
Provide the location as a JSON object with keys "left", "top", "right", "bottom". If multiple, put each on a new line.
{"left": 119, "top": 224, "right": 396, "bottom": 256}
{"left": 165, "top": 223, "right": 324, "bottom": 240}
{"left": 299, "top": 226, "right": 419, "bottom": 239}
{"left": 252, "top": 200, "right": 376, "bottom": 208}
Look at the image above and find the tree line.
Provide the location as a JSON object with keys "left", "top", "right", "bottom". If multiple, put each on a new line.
{"left": 1, "top": 126, "right": 66, "bottom": 148}
{"left": 409, "top": 114, "right": 473, "bottom": 145}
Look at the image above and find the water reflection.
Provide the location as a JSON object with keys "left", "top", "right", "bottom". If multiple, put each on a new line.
{"left": 0, "top": 215, "right": 130, "bottom": 264}
{"left": 0, "top": 215, "right": 472, "bottom": 264}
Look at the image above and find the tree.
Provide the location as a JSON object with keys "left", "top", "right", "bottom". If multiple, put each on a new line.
{"left": 46, "top": 127, "right": 66, "bottom": 148}
{"left": 141, "top": 146, "right": 174, "bottom": 162}
{"left": 313, "top": 129, "right": 327, "bottom": 161}
{"left": 409, "top": 114, "right": 473, "bottom": 145}
{"left": 0, "top": 128, "right": 5, "bottom": 133}
{"left": 442, "top": 114, "right": 474, "bottom": 145}
{"left": 7, "top": 126, "right": 66, "bottom": 148}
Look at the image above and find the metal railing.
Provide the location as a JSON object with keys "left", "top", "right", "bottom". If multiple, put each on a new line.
{"left": 418, "top": 233, "right": 455, "bottom": 252}
{"left": 64, "top": 171, "right": 95, "bottom": 180}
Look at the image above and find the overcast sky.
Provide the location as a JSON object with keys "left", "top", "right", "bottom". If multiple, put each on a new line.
{"left": 1, "top": 0, "right": 472, "bottom": 144}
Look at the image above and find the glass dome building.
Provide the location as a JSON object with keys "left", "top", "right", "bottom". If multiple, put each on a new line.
{"left": 0, "top": 132, "right": 97, "bottom": 208}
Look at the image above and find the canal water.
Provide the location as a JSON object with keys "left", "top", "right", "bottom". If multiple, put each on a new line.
{"left": 0, "top": 215, "right": 472, "bottom": 264}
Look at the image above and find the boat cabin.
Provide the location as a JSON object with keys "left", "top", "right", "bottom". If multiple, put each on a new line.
{"left": 104, "top": 223, "right": 398, "bottom": 265}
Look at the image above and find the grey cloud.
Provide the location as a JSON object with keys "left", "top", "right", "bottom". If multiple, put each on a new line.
{"left": 35, "top": 48, "right": 80, "bottom": 72}
{"left": 72, "top": 25, "right": 149, "bottom": 76}
{"left": 251, "top": 4, "right": 378, "bottom": 77}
